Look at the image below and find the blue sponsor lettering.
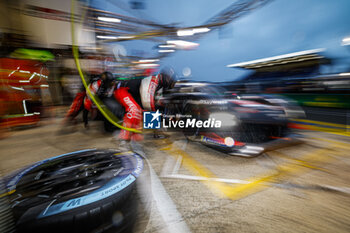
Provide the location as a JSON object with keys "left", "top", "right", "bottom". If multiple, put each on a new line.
{"left": 67, "top": 199, "right": 81, "bottom": 207}
{"left": 38, "top": 174, "right": 136, "bottom": 218}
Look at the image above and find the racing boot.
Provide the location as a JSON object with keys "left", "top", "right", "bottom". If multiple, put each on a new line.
{"left": 116, "top": 139, "right": 132, "bottom": 152}
{"left": 111, "top": 131, "right": 132, "bottom": 151}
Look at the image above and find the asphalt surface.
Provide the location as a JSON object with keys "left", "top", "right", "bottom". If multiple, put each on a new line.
{"left": 1, "top": 117, "right": 350, "bottom": 233}
{"left": 303, "top": 106, "right": 350, "bottom": 125}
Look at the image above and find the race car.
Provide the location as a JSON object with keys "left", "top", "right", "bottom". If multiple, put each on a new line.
{"left": 161, "top": 81, "right": 303, "bottom": 157}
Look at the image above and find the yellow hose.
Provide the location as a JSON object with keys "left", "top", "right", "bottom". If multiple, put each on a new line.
{"left": 70, "top": 0, "right": 142, "bottom": 133}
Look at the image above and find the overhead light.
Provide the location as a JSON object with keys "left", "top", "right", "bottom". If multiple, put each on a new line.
{"left": 166, "top": 40, "right": 199, "bottom": 50}
{"left": 139, "top": 59, "right": 159, "bottom": 63}
{"left": 159, "top": 44, "right": 175, "bottom": 48}
{"left": 117, "top": 36, "right": 134, "bottom": 40}
{"left": 339, "top": 72, "right": 350, "bottom": 76}
{"left": 136, "top": 63, "right": 160, "bottom": 68}
{"left": 97, "top": 35, "right": 118, "bottom": 39}
{"left": 97, "top": 35, "right": 134, "bottom": 40}
{"left": 180, "top": 82, "right": 207, "bottom": 86}
{"left": 167, "top": 40, "right": 198, "bottom": 46}
{"left": 97, "top": 16, "right": 121, "bottom": 23}
{"left": 192, "top": 27, "right": 211, "bottom": 33}
{"left": 342, "top": 36, "right": 350, "bottom": 46}
{"left": 177, "top": 29, "right": 194, "bottom": 37}
{"left": 158, "top": 50, "right": 175, "bottom": 53}
{"left": 177, "top": 27, "right": 211, "bottom": 37}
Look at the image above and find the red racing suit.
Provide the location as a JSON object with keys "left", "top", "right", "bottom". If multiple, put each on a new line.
{"left": 65, "top": 91, "right": 86, "bottom": 120}
{"left": 114, "top": 87, "right": 142, "bottom": 141}
{"left": 64, "top": 79, "right": 102, "bottom": 127}
{"left": 65, "top": 74, "right": 162, "bottom": 141}
{"left": 84, "top": 78, "right": 144, "bottom": 141}
{"left": 115, "top": 74, "right": 162, "bottom": 140}
{"left": 84, "top": 79, "right": 102, "bottom": 111}
{"left": 139, "top": 74, "right": 161, "bottom": 111}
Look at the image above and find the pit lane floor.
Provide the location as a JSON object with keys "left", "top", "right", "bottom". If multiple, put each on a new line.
{"left": 1, "top": 118, "right": 350, "bottom": 233}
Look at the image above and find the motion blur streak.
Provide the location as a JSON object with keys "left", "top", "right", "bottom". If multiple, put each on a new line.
{"left": 1, "top": 0, "right": 350, "bottom": 232}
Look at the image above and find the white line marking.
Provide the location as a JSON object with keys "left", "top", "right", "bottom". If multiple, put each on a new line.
{"left": 148, "top": 165, "right": 191, "bottom": 233}
{"left": 159, "top": 143, "right": 249, "bottom": 185}
{"left": 172, "top": 156, "right": 182, "bottom": 175}
{"left": 322, "top": 185, "right": 350, "bottom": 194}
{"left": 161, "top": 156, "right": 177, "bottom": 177}
{"left": 163, "top": 173, "right": 250, "bottom": 184}
{"left": 132, "top": 142, "right": 191, "bottom": 233}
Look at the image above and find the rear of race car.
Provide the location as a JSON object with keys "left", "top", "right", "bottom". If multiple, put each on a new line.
{"left": 185, "top": 96, "right": 302, "bottom": 157}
